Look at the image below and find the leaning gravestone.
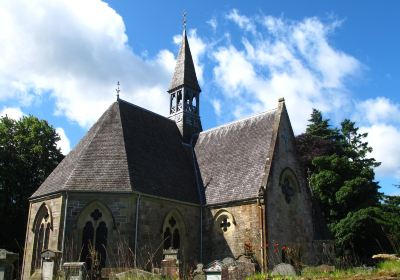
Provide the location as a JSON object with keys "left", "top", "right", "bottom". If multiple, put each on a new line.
{"left": 271, "top": 263, "right": 296, "bottom": 276}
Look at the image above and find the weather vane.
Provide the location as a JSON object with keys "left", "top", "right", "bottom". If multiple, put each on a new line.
{"left": 116, "top": 81, "right": 120, "bottom": 100}
{"left": 183, "top": 11, "right": 187, "bottom": 30}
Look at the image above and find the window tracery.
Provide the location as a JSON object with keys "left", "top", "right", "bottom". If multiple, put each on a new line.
{"left": 163, "top": 215, "right": 180, "bottom": 250}
{"left": 162, "top": 212, "right": 185, "bottom": 252}
{"left": 31, "top": 204, "right": 52, "bottom": 272}
{"left": 80, "top": 208, "right": 108, "bottom": 270}
{"left": 214, "top": 210, "right": 235, "bottom": 234}
{"left": 280, "top": 168, "right": 299, "bottom": 203}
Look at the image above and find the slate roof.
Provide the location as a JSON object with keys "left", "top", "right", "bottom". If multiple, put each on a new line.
{"left": 32, "top": 100, "right": 199, "bottom": 204}
{"left": 168, "top": 29, "right": 201, "bottom": 93}
{"left": 194, "top": 109, "right": 278, "bottom": 205}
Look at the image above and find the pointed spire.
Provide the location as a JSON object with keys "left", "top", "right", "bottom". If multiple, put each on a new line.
{"left": 168, "top": 16, "right": 201, "bottom": 93}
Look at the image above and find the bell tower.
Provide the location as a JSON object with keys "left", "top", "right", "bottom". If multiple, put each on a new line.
{"left": 168, "top": 23, "right": 202, "bottom": 144}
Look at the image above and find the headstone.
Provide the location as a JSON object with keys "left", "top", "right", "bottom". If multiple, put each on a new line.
{"left": 42, "top": 261, "right": 54, "bottom": 280}
{"left": 232, "top": 261, "right": 255, "bottom": 279}
{"left": 62, "top": 262, "right": 86, "bottom": 280}
{"left": 204, "top": 261, "right": 224, "bottom": 280}
{"left": 271, "top": 263, "right": 296, "bottom": 276}
{"left": 0, "top": 249, "right": 18, "bottom": 280}
{"left": 161, "top": 249, "right": 179, "bottom": 279}
{"left": 41, "top": 249, "right": 61, "bottom": 280}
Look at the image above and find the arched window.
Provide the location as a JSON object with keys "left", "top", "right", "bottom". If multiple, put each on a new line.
{"left": 163, "top": 228, "right": 171, "bottom": 249}
{"left": 31, "top": 204, "right": 52, "bottom": 272}
{"left": 81, "top": 221, "right": 94, "bottom": 269}
{"left": 79, "top": 209, "right": 108, "bottom": 270}
{"left": 162, "top": 212, "right": 185, "bottom": 251}
{"left": 172, "top": 229, "right": 180, "bottom": 249}
{"left": 279, "top": 168, "right": 300, "bottom": 203}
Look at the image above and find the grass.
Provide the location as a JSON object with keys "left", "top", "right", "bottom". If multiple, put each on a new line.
{"left": 245, "top": 260, "right": 400, "bottom": 279}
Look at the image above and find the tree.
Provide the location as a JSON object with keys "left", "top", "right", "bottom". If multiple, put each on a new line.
{"left": 306, "top": 109, "right": 340, "bottom": 141}
{"left": 296, "top": 110, "right": 394, "bottom": 260}
{"left": 0, "top": 115, "right": 64, "bottom": 253}
{"left": 296, "top": 109, "right": 342, "bottom": 172}
{"left": 381, "top": 190, "right": 400, "bottom": 253}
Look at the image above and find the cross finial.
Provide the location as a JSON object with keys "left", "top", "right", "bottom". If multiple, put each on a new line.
{"left": 116, "top": 81, "right": 120, "bottom": 100}
{"left": 183, "top": 11, "right": 187, "bottom": 31}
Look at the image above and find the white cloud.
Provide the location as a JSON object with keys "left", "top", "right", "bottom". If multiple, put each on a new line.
{"left": 211, "top": 13, "right": 360, "bottom": 134}
{"left": 226, "top": 9, "right": 256, "bottom": 34}
{"left": 361, "top": 124, "right": 400, "bottom": 179}
{"left": 354, "top": 97, "right": 400, "bottom": 180}
{"left": 207, "top": 17, "right": 218, "bottom": 32}
{"left": 56, "top": 127, "right": 71, "bottom": 155}
{"left": 0, "top": 0, "right": 177, "bottom": 128}
{"left": 355, "top": 97, "right": 400, "bottom": 125}
{"left": 213, "top": 45, "right": 256, "bottom": 97}
{"left": 0, "top": 107, "right": 24, "bottom": 119}
{"left": 210, "top": 99, "right": 222, "bottom": 117}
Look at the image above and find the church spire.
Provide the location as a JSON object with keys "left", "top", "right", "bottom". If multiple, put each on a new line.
{"left": 168, "top": 16, "right": 202, "bottom": 144}
{"left": 168, "top": 21, "right": 201, "bottom": 93}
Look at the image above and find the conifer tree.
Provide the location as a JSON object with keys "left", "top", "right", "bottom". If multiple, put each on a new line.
{"left": 297, "top": 110, "right": 396, "bottom": 260}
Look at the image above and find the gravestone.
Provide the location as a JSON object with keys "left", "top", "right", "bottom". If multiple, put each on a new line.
{"left": 0, "top": 249, "right": 18, "bottom": 280}
{"left": 63, "top": 262, "right": 87, "bottom": 280}
{"left": 271, "top": 263, "right": 296, "bottom": 276}
{"left": 161, "top": 249, "right": 180, "bottom": 279}
{"left": 41, "top": 249, "right": 61, "bottom": 280}
{"left": 204, "top": 261, "right": 225, "bottom": 280}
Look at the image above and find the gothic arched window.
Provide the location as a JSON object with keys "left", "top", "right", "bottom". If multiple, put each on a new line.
{"left": 80, "top": 209, "right": 108, "bottom": 270}
{"left": 31, "top": 204, "right": 52, "bottom": 272}
{"left": 163, "top": 214, "right": 183, "bottom": 250}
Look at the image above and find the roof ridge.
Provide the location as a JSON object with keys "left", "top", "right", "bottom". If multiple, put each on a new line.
{"left": 201, "top": 107, "right": 278, "bottom": 134}
{"left": 118, "top": 98, "right": 175, "bottom": 123}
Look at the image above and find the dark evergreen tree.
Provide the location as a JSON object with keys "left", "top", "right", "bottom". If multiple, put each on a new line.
{"left": 296, "top": 109, "right": 341, "bottom": 172}
{"left": 296, "top": 110, "right": 397, "bottom": 261}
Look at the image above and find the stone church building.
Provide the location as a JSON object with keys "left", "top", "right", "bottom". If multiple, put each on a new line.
{"left": 22, "top": 27, "right": 325, "bottom": 278}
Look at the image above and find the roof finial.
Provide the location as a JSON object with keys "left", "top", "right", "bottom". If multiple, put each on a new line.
{"left": 116, "top": 81, "right": 120, "bottom": 101}
{"left": 183, "top": 11, "right": 187, "bottom": 31}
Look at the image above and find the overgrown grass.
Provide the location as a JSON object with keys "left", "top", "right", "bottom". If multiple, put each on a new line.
{"left": 245, "top": 260, "right": 400, "bottom": 279}
{"left": 377, "top": 260, "right": 400, "bottom": 275}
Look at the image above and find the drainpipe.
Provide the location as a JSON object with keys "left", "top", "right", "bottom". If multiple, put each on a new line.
{"left": 258, "top": 192, "right": 266, "bottom": 273}
{"left": 258, "top": 199, "right": 263, "bottom": 272}
{"left": 189, "top": 134, "right": 203, "bottom": 262}
{"left": 60, "top": 191, "right": 68, "bottom": 270}
{"left": 134, "top": 194, "right": 141, "bottom": 268}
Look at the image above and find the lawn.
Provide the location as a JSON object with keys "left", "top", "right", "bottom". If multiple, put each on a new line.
{"left": 246, "top": 260, "right": 400, "bottom": 280}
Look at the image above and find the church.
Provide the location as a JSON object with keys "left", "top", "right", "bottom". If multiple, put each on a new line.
{"left": 22, "top": 25, "right": 326, "bottom": 278}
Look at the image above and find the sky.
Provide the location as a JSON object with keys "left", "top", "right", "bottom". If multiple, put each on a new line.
{"left": 0, "top": 0, "right": 399, "bottom": 195}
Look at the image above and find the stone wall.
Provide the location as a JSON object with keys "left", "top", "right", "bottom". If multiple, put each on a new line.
{"left": 265, "top": 106, "right": 315, "bottom": 267}
{"left": 136, "top": 196, "right": 200, "bottom": 272}
{"left": 203, "top": 202, "right": 263, "bottom": 268}
{"left": 22, "top": 195, "right": 64, "bottom": 279}
{"left": 63, "top": 193, "right": 137, "bottom": 268}
{"left": 62, "top": 193, "right": 200, "bottom": 273}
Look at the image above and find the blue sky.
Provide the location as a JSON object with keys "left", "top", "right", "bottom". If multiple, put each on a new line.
{"left": 0, "top": 0, "right": 399, "bottom": 195}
